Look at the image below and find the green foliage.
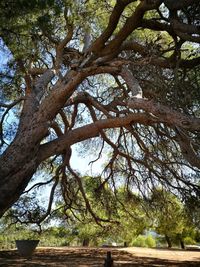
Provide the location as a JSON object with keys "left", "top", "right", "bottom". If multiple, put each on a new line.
{"left": 184, "top": 236, "right": 196, "bottom": 245}
{"left": 145, "top": 235, "right": 157, "bottom": 248}
{"left": 1, "top": 177, "right": 199, "bottom": 249}
{"left": 150, "top": 189, "right": 184, "bottom": 233}
{"left": 147, "top": 188, "right": 199, "bottom": 248}
{"left": 0, "top": 224, "right": 75, "bottom": 249}
{"left": 4, "top": 193, "right": 47, "bottom": 224}
{"left": 131, "top": 235, "right": 156, "bottom": 248}
{"left": 132, "top": 235, "right": 146, "bottom": 247}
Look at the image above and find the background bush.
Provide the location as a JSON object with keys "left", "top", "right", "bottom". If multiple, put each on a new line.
{"left": 131, "top": 235, "right": 156, "bottom": 248}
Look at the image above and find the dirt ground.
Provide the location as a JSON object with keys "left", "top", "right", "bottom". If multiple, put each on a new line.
{"left": 0, "top": 246, "right": 200, "bottom": 267}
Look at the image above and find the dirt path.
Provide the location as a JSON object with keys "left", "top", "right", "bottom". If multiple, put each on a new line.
{"left": 0, "top": 246, "right": 199, "bottom": 266}
{"left": 120, "top": 246, "right": 200, "bottom": 261}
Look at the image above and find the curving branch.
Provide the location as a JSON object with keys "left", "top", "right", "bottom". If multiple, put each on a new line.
{"left": 127, "top": 98, "right": 200, "bottom": 131}
{"left": 89, "top": 0, "right": 136, "bottom": 53}
{"left": 67, "top": 162, "right": 117, "bottom": 225}
{"left": 121, "top": 40, "right": 200, "bottom": 69}
{"left": 101, "top": 0, "right": 162, "bottom": 55}
{"left": 175, "top": 127, "right": 200, "bottom": 169}
{"left": 38, "top": 113, "right": 159, "bottom": 162}
{"left": 0, "top": 98, "right": 24, "bottom": 145}
{"left": 171, "top": 19, "right": 200, "bottom": 36}
{"left": 55, "top": 23, "right": 73, "bottom": 70}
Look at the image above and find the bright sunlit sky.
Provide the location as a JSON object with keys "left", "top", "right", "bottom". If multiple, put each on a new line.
{"left": 71, "top": 144, "right": 104, "bottom": 175}
{"left": 70, "top": 141, "right": 106, "bottom": 176}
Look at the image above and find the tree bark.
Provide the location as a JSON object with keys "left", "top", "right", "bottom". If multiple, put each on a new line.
{"left": 82, "top": 238, "right": 90, "bottom": 247}
{"left": 178, "top": 236, "right": 185, "bottom": 249}
{"left": 164, "top": 0, "right": 198, "bottom": 10}
{"left": 165, "top": 235, "right": 172, "bottom": 248}
{"left": 0, "top": 69, "right": 86, "bottom": 216}
{"left": 0, "top": 119, "right": 47, "bottom": 217}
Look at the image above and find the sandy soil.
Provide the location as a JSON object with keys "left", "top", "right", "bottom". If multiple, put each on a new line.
{"left": 0, "top": 246, "right": 199, "bottom": 266}
{"left": 120, "top": 246, "right": 200, "bottom": 261}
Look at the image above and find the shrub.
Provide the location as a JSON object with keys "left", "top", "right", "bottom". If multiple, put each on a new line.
{"left": 132, "top": 236, "right": 146, "bottom": 247}
{"left": 145, "top": 235, "right": 156, "bottom": 248}
{"left": 184, "top": 236, "right": 196, "bottom": 245}
{"left": 131, "top": 235, "right": 156, "bottom": 248}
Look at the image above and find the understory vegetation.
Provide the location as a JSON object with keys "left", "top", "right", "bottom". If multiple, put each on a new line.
{"left": 1, "top": 184, "right": 199, "bottom": 250}
{"left": 0, "top": 226, "right": 199, "bottom": 250}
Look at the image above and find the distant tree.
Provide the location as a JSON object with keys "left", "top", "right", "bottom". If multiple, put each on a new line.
{"left": 44, "top": 177, "right": 149, "bottom": 246}
{"left": 109, "top": 188, "right": 149, "bottom": 246}
{"left": 148, "top": 188, "right": 195, "bottom": 249}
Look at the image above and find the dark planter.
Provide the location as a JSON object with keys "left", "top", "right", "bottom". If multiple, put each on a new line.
{"left": 15, "top": 240, "right": 39, "bottom": 259}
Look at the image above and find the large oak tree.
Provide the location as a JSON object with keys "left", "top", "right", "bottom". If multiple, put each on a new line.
{"left": 0, "top": 0, "right": 200, "bottom": 222}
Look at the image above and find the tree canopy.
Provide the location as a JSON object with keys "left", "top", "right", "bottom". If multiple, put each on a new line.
{"left": 0, "top": 0, "right": 200, "bottom": 223}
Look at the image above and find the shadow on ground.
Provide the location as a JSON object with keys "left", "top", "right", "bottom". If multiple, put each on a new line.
{"left": 0, "top": 247, "right": 199, "bottom": 267}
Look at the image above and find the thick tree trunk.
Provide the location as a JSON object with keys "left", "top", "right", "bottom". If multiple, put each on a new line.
{"left": 165, "top": 235, "right": 172, "bottom": 248}
{"left": 0, "top": 130, "right": 44, "bottom": 216}
{"left": 179, "top": 237, "right": 185, "bottom": 249}
{"left": 124, "top": 241, "right": 128, "bottom": 247}
{"left": 0, "top": 71, "right": 83, "bottom": 217}
{"left": 82, "top": 238, "right": 90, "bottom": 247}
{"left": 0, "top": 161, "right": 37, "bottom": 217}
{"left": 0, "top": 100, "right": 48, "bottom": 216}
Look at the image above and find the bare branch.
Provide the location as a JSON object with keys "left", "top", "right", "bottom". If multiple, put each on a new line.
{"left": 171, "top": 18, "right": 200, "bottom": 35}
{"left": 67, "top": 162, "right": 118, "bottom": 225}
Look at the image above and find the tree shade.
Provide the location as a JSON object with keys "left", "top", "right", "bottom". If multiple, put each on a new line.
{"left": 0, "top": 0, "right": 200, "bottom": 223}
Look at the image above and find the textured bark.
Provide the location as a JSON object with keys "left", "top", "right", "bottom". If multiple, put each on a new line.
{"left": 0, "top": 160, "right": 37, "bottom": 218}
{"left": 82, "top": 238, "right": 90, "bottom": 247}
{"left": 179, "top": 238, "right": 185, "bottom": 249}
{"left": 120, "top": 66, "right": 143, "bottom": 97}
{"left": 0, "top": 105, "right": 48, "bottom": 216}
{"left": 0, "top": 70, "right": 86, "bottom": 215}
{"left": 165, "top": 235, "right": 172, "bottom": 248}
{"left": 101, "top": 1, "right": 147, "bottom": 55}
{"left": 164, "top": 0, "right": 198, "bottom": 10}
{"left": 127, "top": 98, "right": 200, "bottom": 132}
